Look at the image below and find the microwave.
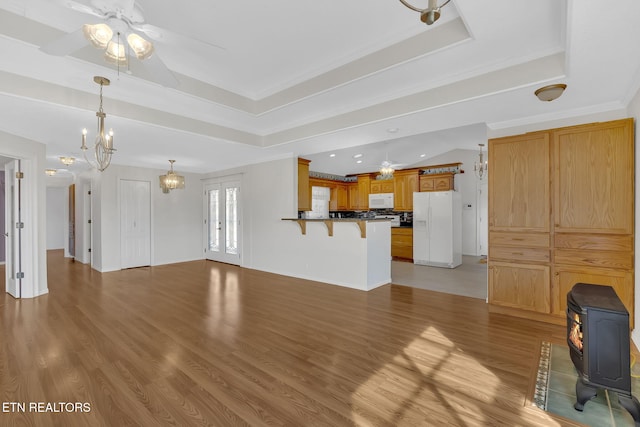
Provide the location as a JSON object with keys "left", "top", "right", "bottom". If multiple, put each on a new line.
{"left": 368, "top": 192, "right": 394, "bottom": 209}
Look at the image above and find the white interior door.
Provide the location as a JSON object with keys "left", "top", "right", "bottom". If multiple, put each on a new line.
{"left": 120, "top": 180, "right": 151, "bottom": 269}
{"left": 205, "top": 180, "right": 241, "bottom": 265}
{"left": 4, "top": 160, "right": 21, "bottom": 298}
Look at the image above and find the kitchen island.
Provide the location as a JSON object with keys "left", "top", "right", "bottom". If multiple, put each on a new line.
{"left": 281, "top": 218, "right": 391, "bottom": 291}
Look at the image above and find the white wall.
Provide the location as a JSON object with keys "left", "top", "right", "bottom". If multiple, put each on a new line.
{"left": 46, "top": 187, "right": 66, "bottom": 249}
{"left": 200, "top": 156, "right": 393, "bottom": 289}
{"left": 418, "top": 148, "right": 487, "bottom": 256}
{"left": 91, "top": 164, "right": 204, "bottom": 272}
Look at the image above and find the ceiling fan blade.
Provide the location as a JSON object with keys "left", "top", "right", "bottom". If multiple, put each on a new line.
{"left": 56, "top": 0, "right": 107, "bottom": 18}
{"left": 40, "top": 28, "right": 87, "bottom": 56}
{"left": 134, "top": 23, "right": 226, "bottom": 52}
{"left": 143, "top": 53, "right": 178, "bottom": 88}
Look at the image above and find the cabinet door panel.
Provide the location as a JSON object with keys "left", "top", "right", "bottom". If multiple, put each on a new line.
{"left": 553, "top": 119, "right": 633, "bottom": 234}
{"left": 489, "top": 262, "right": 550, "bottom": 313}
{"left": 489, "top": 133, "right": 550, "bottom": 232}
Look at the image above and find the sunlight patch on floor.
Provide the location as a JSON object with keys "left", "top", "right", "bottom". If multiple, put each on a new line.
{"left": 351, "top": 325, "right": 504, "bottom": 425}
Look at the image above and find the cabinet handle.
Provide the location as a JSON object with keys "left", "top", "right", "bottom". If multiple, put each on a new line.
{"left": 512, "top": 252, "right": 524, "bottom": 256}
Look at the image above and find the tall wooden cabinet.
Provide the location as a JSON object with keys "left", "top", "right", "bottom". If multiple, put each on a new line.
{"left": 488, "top": 118, "right": 635, "bottom": 326}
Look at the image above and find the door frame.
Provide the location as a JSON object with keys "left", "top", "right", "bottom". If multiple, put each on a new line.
{"left": 203, "top": 175, "right": 242, "bottom": 266}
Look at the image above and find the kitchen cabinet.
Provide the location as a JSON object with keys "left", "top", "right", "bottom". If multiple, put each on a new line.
{"left": 335, "top": 184, "right": 348, "bottom": 210}
{"left": 487, "top": 118, "right": 634, "bottom": 325}
{"left": 349, "top": 174, "right": 370, "bottom": 210}
{"left": 298, "top": 158, "right": 311, "bottom": 211}
{"left": 370, "top": 180, "right": 394, "bottom": 194}
{"left": 419, "top": 173, "right": 454, "bottom": 192}
{"left": 393, "top": 169, "right": 419, "bottom": 211}
{"left": 391, "top": 227, "right": 413, "bottom": 260}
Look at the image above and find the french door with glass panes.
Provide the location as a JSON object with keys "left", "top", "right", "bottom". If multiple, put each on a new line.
{"left": 204, "top": 180, "right": 241, "bottom": 265}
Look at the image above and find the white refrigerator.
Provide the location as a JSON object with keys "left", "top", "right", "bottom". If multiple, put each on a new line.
{"left": 413, "top": 191, "right": 462, "bottom": 268}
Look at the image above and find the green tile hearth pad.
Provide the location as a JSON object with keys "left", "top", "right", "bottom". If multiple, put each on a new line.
{"left": 534, "top": 342, "right": 640, "bottom": 426}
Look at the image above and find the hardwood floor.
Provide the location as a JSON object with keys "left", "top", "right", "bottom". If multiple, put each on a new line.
{"left": 0, "top": 250, "right": 580, "bottom": 426}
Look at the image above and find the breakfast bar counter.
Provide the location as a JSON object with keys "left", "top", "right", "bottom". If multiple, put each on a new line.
{"left": 281, "top": 218, "right": 391, "bottom": 291}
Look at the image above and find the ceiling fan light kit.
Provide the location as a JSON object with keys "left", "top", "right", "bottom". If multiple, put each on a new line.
{"left": 399, "top": 0, "right": 451, "bottom": 25}
{"left": 41, "top": 0, "right": 179, "bottom": 87}
{"left": 127, "top": 33, "right": 154, "bottom": 59}
{"left": 82, "top": 23, "right": 112, "bottom": 49}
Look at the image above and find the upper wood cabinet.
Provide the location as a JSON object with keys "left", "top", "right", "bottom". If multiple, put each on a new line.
{"left": 335, "top": 184, "right": 348, "bottom": 211}
{"left": 356, "top": 174, "right": 371, "bottom": 210}
{"left": 419, "top": 173, "right": 454, "bottom": 192}
{"left": 393, "top": 170, "right": 419, "bottom": 211}
{"left": 370, "top": 180, "right": 394, "bottom": 194}
{"left": 489, "top": 132, "right": 550, "bottom": 233}
{"left": 297, "top": 158, "right": 311, "bottom": 211}
{"left": 553, "top": 119, "right": 634, "bottom": 235}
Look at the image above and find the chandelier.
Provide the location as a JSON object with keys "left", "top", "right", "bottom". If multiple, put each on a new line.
{"left": 81, "top": 76, "right": 115, "bottom": 172}
{"left": 474, "top": 143, "right": 488, "bottom": 180}
{"left": 159, "top": 160, "right": 185, "bottom": 193}
{"left": 399, "top": 0, "right": 451, "bottom": 25}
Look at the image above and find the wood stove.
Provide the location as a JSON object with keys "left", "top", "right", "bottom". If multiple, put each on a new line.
{"left": 567, "top": 283, "right": 640, "bottom": 425}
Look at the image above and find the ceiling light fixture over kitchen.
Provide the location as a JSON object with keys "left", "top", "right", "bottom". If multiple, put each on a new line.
{"left": 474, "top": 143, "right": 487, "bottom": 180}
{"left": 379, "top": 160, "right": 395, "bottom": 180}
{"left": 535, "top": 84, "right": 567, "bottom": 101}
{"left": 159, "top": 160, "right": 185, "bottom": 193}
{"left": 399, "top": 0, "right": 451, "bottom": 25}
{"left": 81, "top": 76, "right": 115, "bottom": 172}
{"left": 59, "top": 156, "right": 75, "bottom": 166}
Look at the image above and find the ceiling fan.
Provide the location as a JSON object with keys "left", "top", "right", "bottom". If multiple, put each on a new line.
{"left": 41, "top": 0, "right": 187, "bottom": 87}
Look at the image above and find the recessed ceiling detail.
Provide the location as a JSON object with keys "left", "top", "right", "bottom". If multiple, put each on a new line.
{"left": 1, "top": 1, "right": 639, "bottom": 176}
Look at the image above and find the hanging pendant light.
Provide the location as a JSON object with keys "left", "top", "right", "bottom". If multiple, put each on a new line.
{"left": 81, "top": 76, "right": 115, "bottom": 172}
{"left": 474, "top": 143, "right": 488, "bottom": 180}
{"left": 159, "top": 160, "right": 185, "bottom": 193}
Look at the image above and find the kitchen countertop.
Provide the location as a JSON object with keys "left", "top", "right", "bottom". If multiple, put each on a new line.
{"left": 282, "top": 217, "right": 391, "bottom": 238}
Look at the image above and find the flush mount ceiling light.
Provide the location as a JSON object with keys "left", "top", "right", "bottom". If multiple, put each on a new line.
{"left": 399, "top": 0, "right": 451, "bottom": 25}
{"left": 81, "top": 76, "right": 115, "bottom": 172}
{"left": 535, "top": 84, "right": 567, "bottom": 102}
{"left": 59, "top": 156, "right": 75, "bottom": 166}
{"left": 159, "top": 160, "right": 185, "bottom": 194}
{"left": 45, "top": 169, "right": 57, "bottom": 176}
